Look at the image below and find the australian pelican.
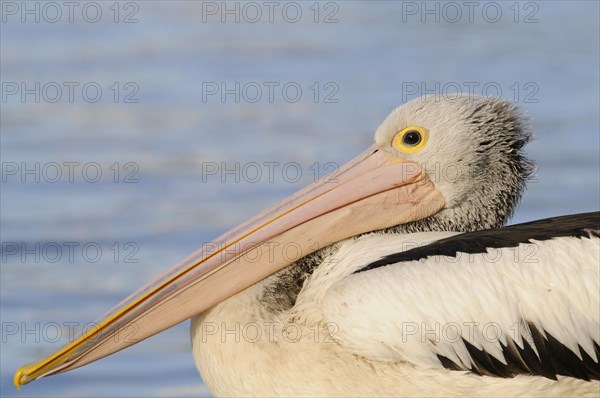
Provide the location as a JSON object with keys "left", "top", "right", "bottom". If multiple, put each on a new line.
{"left": 15, "top": 95, "right": 600, "bottom": 396}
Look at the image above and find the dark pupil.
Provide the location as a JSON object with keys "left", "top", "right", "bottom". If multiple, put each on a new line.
{"left": 403, "top": 131, "right": 421, "bottom": 146}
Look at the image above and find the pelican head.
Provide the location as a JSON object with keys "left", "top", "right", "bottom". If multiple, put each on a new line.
{"left": 375, "top": 94, "right": 533, "bottom": 234}
{"left": 15, "top": 94, "right": 533, "bottom": 388}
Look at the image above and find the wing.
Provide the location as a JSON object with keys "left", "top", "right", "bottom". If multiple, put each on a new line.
{"left": 322, "top": 212, "right": 600, "bottom": 381}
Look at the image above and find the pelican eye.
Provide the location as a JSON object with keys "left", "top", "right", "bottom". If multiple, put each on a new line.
{"left": 403, "top": 131, "right": 421, "bottom": 146}
{"left": 392, "top": 126, "right": 429, "bottom": 154}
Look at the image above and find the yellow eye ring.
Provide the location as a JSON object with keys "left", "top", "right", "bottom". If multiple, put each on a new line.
{"left": 392, "top": 126, "right": 429, "bottom": 154}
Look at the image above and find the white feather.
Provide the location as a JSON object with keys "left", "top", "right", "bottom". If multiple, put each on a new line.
{"left": 323, "top": 234, "right": 600, "bottom": 372}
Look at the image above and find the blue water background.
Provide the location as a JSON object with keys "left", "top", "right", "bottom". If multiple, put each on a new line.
{"left": 1, "top": 1, "right": 599, "bottom": 397}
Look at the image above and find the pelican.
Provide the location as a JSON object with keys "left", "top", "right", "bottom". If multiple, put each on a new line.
{"left": 15, "top": 94, "right": 600, "bottom": 397}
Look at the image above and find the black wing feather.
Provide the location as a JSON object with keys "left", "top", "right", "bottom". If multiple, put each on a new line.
{"left": 357, "top": 212, "right": 599, "bottom": 273}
